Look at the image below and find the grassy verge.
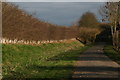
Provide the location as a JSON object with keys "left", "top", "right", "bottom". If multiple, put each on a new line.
{"left": 2, "top": 41, "right": 90, "bottom": 79}
{"left": 104, "top": 45, "right": 120, "bottom": 64}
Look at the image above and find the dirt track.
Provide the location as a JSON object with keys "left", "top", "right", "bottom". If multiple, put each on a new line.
{"left": 72, "top": 44, "right": 120, "bottom": 79}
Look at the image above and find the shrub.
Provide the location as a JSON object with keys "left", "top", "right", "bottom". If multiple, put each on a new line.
{"left": 78, "top": 27, "right": 100, "bottom": 44}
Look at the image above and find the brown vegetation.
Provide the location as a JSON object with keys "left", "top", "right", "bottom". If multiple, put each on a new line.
{"left": 78, "top": 12, "right": 98, "bottom": 28}
{"left": 76, "top": 12, "right": 101, "bottom": 44}
{"left": 77, "top": 27, "right": 100, "bottom": 44}
{"left": 2, "top": 2, "right": 78, "bottom": 41}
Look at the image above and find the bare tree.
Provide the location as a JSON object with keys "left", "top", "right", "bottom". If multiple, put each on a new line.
{"left": 78, "top": 12, "right": 98, "bottom": 28}
{"left": 100, "top": 1, "right": 120, "bottom": 51}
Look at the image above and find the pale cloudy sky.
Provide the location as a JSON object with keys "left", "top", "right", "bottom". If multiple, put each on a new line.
{"left": 6, "top": 0, "right": 109, "bottom": 2}
{"left": 13, "top": 2, "right": 105, "bottom": 26}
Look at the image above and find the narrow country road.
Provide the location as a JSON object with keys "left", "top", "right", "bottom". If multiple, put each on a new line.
{"left": 72, "top": 43, "right": 120, "bottom": 79}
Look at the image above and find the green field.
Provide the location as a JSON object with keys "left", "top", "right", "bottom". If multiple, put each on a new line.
{"left": 104, "top": 45, "right": 120, "bottom": 64}
{"left": 2, "top": 41, "right": 90, "bottom": 79}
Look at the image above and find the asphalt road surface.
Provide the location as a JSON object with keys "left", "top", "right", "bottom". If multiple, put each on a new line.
{"left": 72, "top": 44, "right": 120, "bottom": 79}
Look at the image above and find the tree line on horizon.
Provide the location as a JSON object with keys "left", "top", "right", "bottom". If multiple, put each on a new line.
{"left": 2, "top": 2, "right": 78, "bottom": 41}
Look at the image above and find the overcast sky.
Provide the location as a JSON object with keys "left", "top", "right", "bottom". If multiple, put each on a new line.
{"left": 7, "top": 0, "right": 118, "bottom": 2}
{"left": 13, "top": 2, "right": 105, "bottom": 26}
